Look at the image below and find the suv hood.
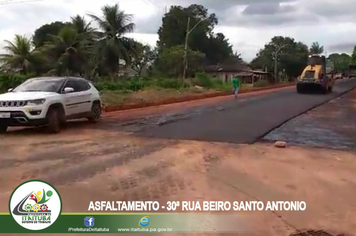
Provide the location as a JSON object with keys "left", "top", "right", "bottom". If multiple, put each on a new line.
{"left": 0, "top": 92, "right": 59, "bottom": 101}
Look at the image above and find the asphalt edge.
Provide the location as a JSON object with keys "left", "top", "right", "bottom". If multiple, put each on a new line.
{"left": 253, "top": 81, "right": 356, "bottom": 144}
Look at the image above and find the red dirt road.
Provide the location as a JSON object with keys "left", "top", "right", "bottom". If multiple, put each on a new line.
{"left": 1, "top": 85, "right": 356, "bottom": 236}
{"left": 1, "top": 127, "right": 356, "bottom": 235}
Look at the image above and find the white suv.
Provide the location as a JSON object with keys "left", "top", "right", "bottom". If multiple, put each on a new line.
{"left": 0, "top": 76, "right": 102, "bottom": 133}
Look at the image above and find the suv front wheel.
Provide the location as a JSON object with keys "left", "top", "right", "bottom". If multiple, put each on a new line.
{"left": 47, "top": 108, "right": 62, "bottom": 133}
{"left": 0, "top": 124, "right": 8, "bottom": 134}
{"left": 88, "top": 102, "right": 101, "bottom": 123}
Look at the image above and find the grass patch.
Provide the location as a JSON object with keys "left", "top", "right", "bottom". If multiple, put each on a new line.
{"left": 100, "top": 90, "right": 129, "bottom": 107}
{"left": 253, "top": 80, "right": 270, "bottom": 87}
{"left": 101, "top": 86, "right": 214, "bottom": 108}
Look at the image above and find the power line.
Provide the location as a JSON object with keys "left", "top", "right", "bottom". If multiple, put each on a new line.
{"left": 0, "top": 0, "right": 16, "bottom": 3}
{"left": 145, "top": 0, "right": 160, "bottom": 8}
{"left": 140, "top": 0, "right": 157, "bottom": 8}
{"left": 0, "top": 0, "right": 44, "bottom": 6}
{"left": 139, "top": 0, "right": 165, "bottom": 12}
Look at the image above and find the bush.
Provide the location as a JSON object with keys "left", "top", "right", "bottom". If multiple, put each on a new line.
{"left": 214, "top": 81, "right": 232, "bottom": 92}
{"left": 123, "top": 77, "right": 147, "bottom": 91}
{"left": 194, "top": 72, "right": 214, "bottom": 88}
{"left": 0, "top": 73, "right": 192, "bottom": 94}
{"left": 0, "top": 73, "right": 35, "bottom": 93}
{"left": 95, "top": 81, "right": 123, "bottom": 91}
{"left": 95, "top": 77, "right": 147, "bottom": 92}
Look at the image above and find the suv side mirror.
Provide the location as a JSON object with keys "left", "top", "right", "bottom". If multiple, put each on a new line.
{"left": 63, "top": 87, "right": 75, "bottom": 93}
{"left": 8, "top": 88, "right": 13, "bottom": 92}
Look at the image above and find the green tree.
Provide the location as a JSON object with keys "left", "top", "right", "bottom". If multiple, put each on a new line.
{"left": 156, "top": 45, "right": 205, "bottom": 78}
{"left": 158, "top": 4, "right": 216, "bottom": 50}
{"left": 251, "top": 36, "right": 309, "bottom": 80}
{"left": 0, "top": 35, "right": 42, "bottom": 73}
{"left": 309, "top": 42, "right": 324, "bottom": 55}
{"left": 130, "top": 41, "right": 155, "bottom": 76}
{"left": 205, "top": 33, "right": 235, "bottom": 64}
{"left": 223, "top": 51, "right": 244, "bottom": 65}
{"left": 328, "top": 53, "right": 351, "bottom": 73}
{"left": 88, "top": 4, "right": 135, "bottom": 78}
{"left": 157, "top": 4, "right": 233, "bottom": 65}
{"left": 352, "top": 46, "right": 356, "bottom": 64}
{"left": 33, "top": 21, "right": 70, "bottom": 48}
{"left": 282, "top": 41, "right": 309, "bottom": 78}
{"left": 42, "top": 26, "right": 89, "bottom": 76}
{"left": 250, "top": 48, "right": 274, "bottom": 72}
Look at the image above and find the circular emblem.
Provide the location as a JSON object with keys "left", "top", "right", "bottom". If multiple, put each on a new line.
{"left": 9, "top": 180, "right": 62, "bottom": 230}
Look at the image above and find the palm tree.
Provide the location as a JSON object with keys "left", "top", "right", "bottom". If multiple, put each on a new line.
{"left": 71, "top": 15, "right": 93, "bottom": 35}
{"left": 70, "top": 15, "right": 100, "bottom": 79}
{"left": 42, "top": 26, "right": 90, "bottom": 76}
{"left": 310, "top": 42, "right": 324, "bottom": 55}
{"left": 0, "top": 35, "right": 41, "bottom": 73}
{"left": 71, "top": 15, "right": 96, "bottom": 43}
{"left": 88, "top": 4, "right": 135, "bottom": 78}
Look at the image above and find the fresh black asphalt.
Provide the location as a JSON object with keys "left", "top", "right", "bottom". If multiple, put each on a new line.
{"left": 137, "top": 79, "right": 356, "bottom": 144}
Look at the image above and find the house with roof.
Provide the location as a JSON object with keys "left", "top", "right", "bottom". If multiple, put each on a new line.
{"left": 204, "top": 63, "right": 273, "bottom": 85}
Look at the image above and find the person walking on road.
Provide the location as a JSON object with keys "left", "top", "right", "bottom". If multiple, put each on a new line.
{"left": 232, "top": 75, "right": 241, "bottom": 99}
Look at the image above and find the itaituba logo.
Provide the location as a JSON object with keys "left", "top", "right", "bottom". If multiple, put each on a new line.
{"left": 9, "top": 180, "right": 62, "bottom": 230}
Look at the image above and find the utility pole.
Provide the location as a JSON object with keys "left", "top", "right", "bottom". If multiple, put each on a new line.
{"left": 182, "top": 17, "right": 191, "bottom": 82}
{"left": 182, "top": 17, "right": 207, "bottom": 81}
{"left": 273, "top": 44, "right": 287, "bottom": 83}
{"left": 274, "top": 53, "right": 278, "bottom": 83}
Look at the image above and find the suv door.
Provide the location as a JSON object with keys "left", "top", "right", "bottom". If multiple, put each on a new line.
{"left": 76, "top": 80, "right": 92, "bottom": 113}
{"left": 62, "top": 79, "right": 88, "bottom": 116}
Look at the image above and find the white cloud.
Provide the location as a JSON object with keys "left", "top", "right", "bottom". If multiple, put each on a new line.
{"left": 0, "top": 0, "right": 356, "bottom": 63}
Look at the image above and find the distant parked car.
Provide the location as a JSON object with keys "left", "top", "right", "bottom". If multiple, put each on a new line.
{"left": 335, "top": 73, "right": 343, "bottom": 80}
{"left": 0, "top": 77, "right": 102, "bottom": 134}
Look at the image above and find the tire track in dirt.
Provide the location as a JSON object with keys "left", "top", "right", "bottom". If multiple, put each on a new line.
{"left": 39, "top": 140, "right": 176, "bottom": 185}
{"left": 109, "top": 162, "right": 192, "bottom": 202}
{"left": 104, "top": 144, "right": 225, "bottom": 204}
{"left": 20, "top": 143, "right": 134, "bottom": 180}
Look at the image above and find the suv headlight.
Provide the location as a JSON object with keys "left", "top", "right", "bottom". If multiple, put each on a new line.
{"left": 27, "top": 99, "right": 46, "bottom": 106}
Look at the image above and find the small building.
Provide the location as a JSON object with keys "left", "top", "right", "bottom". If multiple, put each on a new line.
{"left": 118, "top": 66, "right": 137, "bottom": 77}
{"left": 204, "top": 64, "right": 272, "bottom": 85}
{"left": 239, "top": 70, "right": 274, "bottom": 85}
{"left": 204, "top": 64, "right": 252, "bottom": 83}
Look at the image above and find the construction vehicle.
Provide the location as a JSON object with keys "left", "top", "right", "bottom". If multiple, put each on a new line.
{"left": 297, "top": 55, "right": 335, "bottom": 94}
{"left": 348, "top": 64, "right": 356, "bottom": 78}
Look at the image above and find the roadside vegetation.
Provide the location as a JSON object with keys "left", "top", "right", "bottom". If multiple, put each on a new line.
{"left": 0, "top": 3, "right": 355, "bottom": 108}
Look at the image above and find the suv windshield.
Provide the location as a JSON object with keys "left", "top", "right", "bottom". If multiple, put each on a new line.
{"left": 13, "top": 79, "right": 63, "bottom": 93}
